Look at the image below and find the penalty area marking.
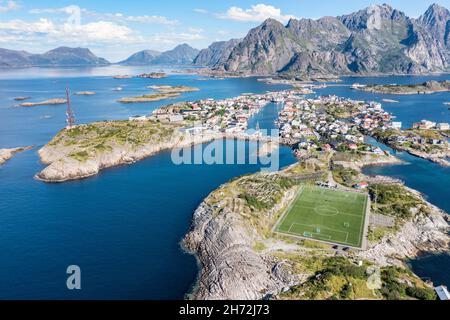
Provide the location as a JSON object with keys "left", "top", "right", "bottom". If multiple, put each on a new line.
{"left": 288, "top": 223, "right": 349, "bottom": 243}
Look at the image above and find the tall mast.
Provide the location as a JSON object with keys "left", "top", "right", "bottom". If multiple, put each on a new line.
{"left": 66, "top": 87, "right": 75, "bottom": 129}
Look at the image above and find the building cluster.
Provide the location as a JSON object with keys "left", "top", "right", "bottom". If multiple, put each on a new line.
{"left": 150, "top": 90, "right": 306, "bottom": 135}
{"left": 277, "top": 95, "right": 378, "bottom": 153}
{"left": 353, "top": 102, "right": 397, "bottom": 132}
{"left": 412, "top": 120, "right": 450, "bottom": 131}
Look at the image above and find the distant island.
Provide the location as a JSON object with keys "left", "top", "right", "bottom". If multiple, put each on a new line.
{"left": 118, "top": 44, "right": 199, "bottom": 66}
{"left": 118, "top": 93, "right": 181, "bottom": 104}
{"left": 113, "top": 73, "right": 167, "bottom": 79}
{"left": 354, "top": 80, "right": 450, "bottom": 95}
{"left": 118, "top": 85, "right": 199, "bottom": 103}
{"left": 0, "top": 47, "right": 109, "bottom": 68}
{"left": 74, "top": 91, "right": 96, "bottom": 96}
{"left": 147, "top": 85, "right": 199, "bottom": 93}
{"left": 20, "top": 98, "right": 67, "bottom": 107}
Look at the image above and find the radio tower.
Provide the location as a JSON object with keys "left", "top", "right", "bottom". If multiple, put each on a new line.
{"left": 66, "top": 87, "right": 75, "bottom": 129}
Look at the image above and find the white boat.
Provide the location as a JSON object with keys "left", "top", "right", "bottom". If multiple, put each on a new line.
{"left": 113, "top": 87, "right": 123, "bottom": 92}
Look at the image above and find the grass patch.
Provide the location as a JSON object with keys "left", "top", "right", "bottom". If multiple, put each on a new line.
{"left": 369, "top": 184, "right": 423, "bottom": 220}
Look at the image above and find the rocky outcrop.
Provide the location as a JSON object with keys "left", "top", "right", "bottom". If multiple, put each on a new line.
{"left": 360, "top": 196, "right": 450, "bottom": 266}
{"left": 182, "top": 187, "right": 299, "bottom": 300}
{"left": 36, "top": 131, "right": 221, "bottom": 183}
{"left": 0, "top": 146, "right": 33, "bottom": 165}
{"left": 216, "top": 4, "right": 450, "bottom": 76}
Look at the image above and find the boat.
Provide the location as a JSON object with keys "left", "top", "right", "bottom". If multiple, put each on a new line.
{"left": 113, "top": 87, "right": 123, "bottom": 92}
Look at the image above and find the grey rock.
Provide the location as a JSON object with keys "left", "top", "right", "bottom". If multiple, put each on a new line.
{"left": 193, "top": 39, "right": 241, "bottom": 67}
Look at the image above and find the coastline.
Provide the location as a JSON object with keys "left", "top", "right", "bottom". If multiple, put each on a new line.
{"left": 0, "top": 146, "right": 33, "bottom": 165}
{"left": 35, "top": 128, "right": 282, "bottom": 183}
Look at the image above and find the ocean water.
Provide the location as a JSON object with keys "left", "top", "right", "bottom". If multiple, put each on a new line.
{"left": 0, "top": 67, "right": 296, "bottom": 299}
{"left": 0, "top": 67, "right": 448, "bottom": 298}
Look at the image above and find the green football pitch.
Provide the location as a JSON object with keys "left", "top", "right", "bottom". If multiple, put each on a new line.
{"left": 274, "top": 186, "right": 369, "bottom": 248}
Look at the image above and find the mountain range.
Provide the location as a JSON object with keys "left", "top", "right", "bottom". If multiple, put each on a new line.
{"left": 208, "top": 3, "right": 450, "bottom": 77}
{"left": 119, "top": 44, "right": 199, "bottom": 65}
{"left": 1, "top": 3, "right": 450, "bottom": 76}
{"left": 0, "top": 47, "right": 110, "bottom": 68}
{"left": 0, "top": 44, "right": 200, "bottom": 68}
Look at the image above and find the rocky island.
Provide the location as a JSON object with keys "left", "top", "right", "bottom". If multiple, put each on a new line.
{"left": 14, "top": 96, "right": 31, "bottom": 101}
{"left": 35, "top": 120, "right": 206, "bottom": 182}
{"left": 137, "top": 72, "right": 167, "bottom": 79}
{"left": 354, "top": 80, "right": 450, "bottom": 95}
{"left": 183, "top": 154, "right": 449, "bottom": 300}
{"left": 20, "top": 98, "right": 67, "bottom": 107}
{"left": 118, "top": 85, "right": 199, "bottom": 104}
{"left": 147, "top": 85, "right": 199, "bottom": 93}
{"left": 74, "top": 91, "right": 96, "bottom": 96}
{"left": 118, "top": 92, "right": 181, "bottom": 104}
{"left": 0, "top": 146, "right": 33, "bottom": 165}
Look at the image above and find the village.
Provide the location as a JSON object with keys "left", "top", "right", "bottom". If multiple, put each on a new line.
{"left": 127, "top": 88, "right": 449, "bottom": 167}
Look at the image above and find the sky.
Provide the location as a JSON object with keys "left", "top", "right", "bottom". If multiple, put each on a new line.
{"left": 0, "top": 0, "right": 449, "bottom": 62}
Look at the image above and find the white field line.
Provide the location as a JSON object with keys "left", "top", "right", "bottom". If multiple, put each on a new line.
{"left": 272, "top": 185, "right": 305, "bottom": 233}
{"left": 357, "top": 194, "right": 368, "bottom": 247}
{"left": 289, "top": 222, "right": 349, "bottom": 242}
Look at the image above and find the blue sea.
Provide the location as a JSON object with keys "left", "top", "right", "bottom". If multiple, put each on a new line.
{"left": 0, "top": 66, "right": 448, "bottom": 299}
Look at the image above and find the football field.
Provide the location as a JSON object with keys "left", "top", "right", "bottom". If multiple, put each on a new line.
{"left": 274, "top": 186, "right": 369, "bottom": 248}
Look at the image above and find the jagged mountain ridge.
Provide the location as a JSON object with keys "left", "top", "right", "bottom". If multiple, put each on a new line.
{"left": 213, "top": 3, "right": 450, "bottom": 76}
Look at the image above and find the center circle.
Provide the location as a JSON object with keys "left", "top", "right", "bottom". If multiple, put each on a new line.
{"left": 315, "top": 205, "right": 339, "bottom": 216}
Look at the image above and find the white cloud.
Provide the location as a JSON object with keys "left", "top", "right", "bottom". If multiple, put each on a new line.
{"left": 0, "top": 0, "right": 19, "bottom": 13}
{"left": 194, "top": 8, "right": 208, "bottom": 14}
{"left": 30, "top": 5, "right": 179, "bottom": 26}
{"left": 123, "top": 15, "right": 178, "bottom": 25}
{"left": 187, "top": 27, "right": 203, "bottom": 33}
{"left": 29, "top": 5, "right": 83, "bottom": 15}
{"left": 0, "top": 18, "right": 142, "bottom": 45}
{"left": 0, "top": 19, "right": 55, "bottom": 33}
{"left": 218, "top": 4, "right": 297, "bottom": 23}
{"left": 149, "top": 32, "right": 204, "bottom": 44}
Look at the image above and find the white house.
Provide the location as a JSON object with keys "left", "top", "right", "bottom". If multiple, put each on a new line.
{"left": 437, "top": 123, "right": 450, "bottom": 131}
{"left": 435, "top": 286, "right": 450, "bottom": 300}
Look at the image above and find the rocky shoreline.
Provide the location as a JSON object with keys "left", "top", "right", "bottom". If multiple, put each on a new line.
{"left": 182, "top": 186, "right": 300, "bottom": 300}
{"left": 36, "top": 125, "right": 279, "bottom": 183}
{"left": 36, "top": 131, "right": 222, "bottom": 183}
{"left": 0, "top": 146, "right": 33, "bottom": 165}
